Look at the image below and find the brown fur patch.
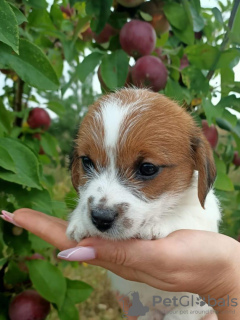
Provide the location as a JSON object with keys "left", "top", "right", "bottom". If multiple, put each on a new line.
{"left": 72, "top": 88, "right": 216, "bottom": 208}
{"left": 122, "top": 217, "right": 133, "bottom": 229}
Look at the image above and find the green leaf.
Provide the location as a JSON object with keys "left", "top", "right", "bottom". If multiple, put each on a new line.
{"left": 0, "top": 146, "right": 15, "bottom": 172}
{"left": 181, "top": 66, "right": 209, "bottom": 95}
{"left": 9, "top": 4, "right": 28, "bottom": 25}
{"left": 139, "top": 11, "right": 152, "bottom": 22}
{"left": 47, "top": 49, "right": 63, "bottom": 79}
{"left": 0, "top": 0, "right": 19, "bottom": 53}
{"left": 28, "top": 9, "right": 56, "bottom": 31}
{"left": 164, "top": 78, "right": 191, "bottom": 104}
{"left": 202, "top": 98, "right": 224, "bottom": 124}
{"left": 0, "top": 180, "right": 52, "bottom": 215}
{"left": 28, "top": 233, "right": 53, "bottom": 251}
{"left": 0, "top": 99, "right": 13, "bottom": 134}
{"left": 77, "top": 52, "right": 104, "bottom": 83}
{"left": 221, "top": 67, "right": 234, "bottom": 97}
{"left": 0, "top": 257, "right": 8, "bottom": 269}
{"left": 222, "top": 109, "right": 238, "bottom": 128}
{"left": 50, "top": 4, "right": 63, "bottom": 29}
{"left": 4, "top": 261, "right": 28, "bottom": 285}
{"left": 230, "top": 3, "right": 240, "bottom": 44}
{"left": 41, "top": 132, "right": 59, "bottom": 158}
{"left": 3, "top": 222, "right": 31, "bottom": 256}
{"left": 214, "top": 172, "right": 234, "bottom": 192}
{"left": 212, "top": 7, "right": 223, "bottom": 24}
{"left": 214, "top": 155, "right": 226, "bottom": 173}
{"left": 47, "top": 101, "right": 66, "bottom": 117}
{"left": 101, "top": 50, "right": 129, "bottom": 90}
{"left": 58, "top": 295, "right": 79, "bottom": 320}
{"left": 23, "top": 0, "right": 48, "bottom": 9}
{"left": 217, "top": 49, "right": 240, "bottom": 69}
{"left": 217, "top": 95, "right": 240, "bottom": 111}
{"left": 164, "top": 2, "right": 194, "bottom": 45}
{"left": 86, "top": 0, "right": 112, "bottom": 34}
{"left": 0, "top": 39, "right": 59, "bottom": 90}
{"left": 0, "top": 138, "right": 42, "bottom": 189}
{"left": 66, "top": 279, "right": 93, "bottom": 304}
{"left": 190, "top": 5, "right": 204, "bottom": 32}
{"left": 27, "top": 260, "right": 67, "bottom": 309}
{"left": 185, "top": 44, "right": 219, "bottom": 70}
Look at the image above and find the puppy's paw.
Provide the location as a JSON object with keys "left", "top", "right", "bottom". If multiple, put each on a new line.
{"left": 66, "top": 221, "right": 87, "bottom": 242}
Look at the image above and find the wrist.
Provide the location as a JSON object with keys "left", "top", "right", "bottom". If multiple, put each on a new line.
{"left": 200, "top": 240, "right": 240, "bottom": 319}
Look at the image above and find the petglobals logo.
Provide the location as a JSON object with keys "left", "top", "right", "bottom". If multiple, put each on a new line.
{"left": 152, "top": 295, "right": 238, "bottom": 308}
{"left": 119, "top": 292, "right": 238, "bottom": 318}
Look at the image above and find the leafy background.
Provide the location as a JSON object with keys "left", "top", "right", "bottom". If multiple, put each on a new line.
{"left": 0, "top": 0, "right": 240, "bottom": 319}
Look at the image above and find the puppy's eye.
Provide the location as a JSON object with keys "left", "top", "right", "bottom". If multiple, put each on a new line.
{"left": 81, "top": 156, "right": 94, "bottom": 172}
{"left": 139, "top": 163, "right": 159, "bottom": 176}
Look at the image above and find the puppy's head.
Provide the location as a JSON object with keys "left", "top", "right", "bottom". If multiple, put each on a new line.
{"left": 68, "top": 88, "right": 216, "bottom": 240}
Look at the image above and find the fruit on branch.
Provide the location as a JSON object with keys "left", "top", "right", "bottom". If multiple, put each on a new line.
{"left": 233, "top": 151, "right": 240, "bottom": 166}
{"left": 117, "top": 0, "right": 145, "bottom": 7}
{"left": 81, "top": 27, "right": 93, "bottom": 42}
{"left": 12, "top": 226, "right": 23, "bottom": 236}
{"left": 195, "top": 31, "right": 203, "bottom": 39}
{"left": 93, "top": 24, "right": 118, "bottom": 44}
{"left": 120, "top": 20, "right": 156, "bottom": 58}
{"left": 9, "top": 290, "right": 50, "bottom": 320}
{"left": 140, "top": 0, "right": 169, "bottom": 35}
{"left": 131, "top": 55, "right": 168, "bottom": 92}
{"left": 60, "top": 4, "right": 74, "bottom": 18}
{"left": 98, "top": 66, "right": 132, "bottom": 91}
{"left": 201, "top": 120, "right": 218, "bottom": 149}
{"left": 180, "top": 54, "right": 189, "bottom": 70}
{"left": 27, "top": 108, "right": 51, "bottom": 130}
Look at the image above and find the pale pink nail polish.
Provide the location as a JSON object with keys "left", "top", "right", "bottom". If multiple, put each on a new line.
{"left": 57, "top": 247, "right": 96, "bottom": 261}
{"left": 1, "top": 210, "right": 21, "bottom": 227}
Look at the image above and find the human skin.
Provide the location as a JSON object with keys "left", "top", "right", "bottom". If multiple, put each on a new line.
{"left": 1, "top": 208, "right": 240, "bottom": 320}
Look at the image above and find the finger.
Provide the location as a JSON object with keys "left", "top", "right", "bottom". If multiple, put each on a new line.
{"left": 13, "top": 208, "right": 76, "bottom": 250}
{"left": 78, "top": 237, "right": 169, "bottom": 272}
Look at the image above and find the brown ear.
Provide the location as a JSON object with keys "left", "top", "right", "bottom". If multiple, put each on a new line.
{"left": 191, "top": 133, "right": 216, "bottom": 208}
{"left": 69, "top": 149, "right": 80, "bottom": 192}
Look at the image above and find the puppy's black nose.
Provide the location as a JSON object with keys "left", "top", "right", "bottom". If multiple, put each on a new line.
{"left": 91, "top": 208, "right": 118, "bottom": 232}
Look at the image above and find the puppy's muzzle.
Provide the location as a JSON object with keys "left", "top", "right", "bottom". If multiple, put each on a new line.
{"left": 91, "top": 208, "right": 118, "bottom": 232}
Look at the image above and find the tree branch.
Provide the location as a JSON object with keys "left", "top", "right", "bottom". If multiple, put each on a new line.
{"left": 207, "top": 0, "right": 240, "bottom": 80}
{"left": 14, "top": 78, "right": 24, "bottom": 127}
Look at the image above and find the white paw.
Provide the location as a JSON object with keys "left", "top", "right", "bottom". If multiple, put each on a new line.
{"left": 66, "top": 220, "right": 87, "bottom": 242}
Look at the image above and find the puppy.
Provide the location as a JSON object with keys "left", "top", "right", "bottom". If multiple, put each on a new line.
{"left": 67, "top": 88, "right": 221, "bottom": 320}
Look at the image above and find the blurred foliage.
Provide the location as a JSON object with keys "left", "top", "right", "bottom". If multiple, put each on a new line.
{"left": 0, "top": 0, "right": 240, "bottom": 319}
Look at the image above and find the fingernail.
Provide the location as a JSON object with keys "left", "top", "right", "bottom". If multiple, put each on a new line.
{"left": 1, "top": 210, "right": 21, "bottom": 227}
{"left": 57, "top": 247, "right": 96, "bottom": 261}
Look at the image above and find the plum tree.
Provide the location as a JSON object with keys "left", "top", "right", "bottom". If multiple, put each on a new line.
{"left": 233, "top": 151, "right": 240, "bottom": 167}
{"left": 9, "top": 290, "right": 50, "bottom": 320}
{"left": 140, "top": 0, "right": 169, "bottom": 35}
{"left": 202, "top": 120, "right": 218, "bottom": 149}
{"left": 93, "top": 24, "right": 118, "bottom": 44}
{"left": 27, "top": 108, "right": 51, "bottom": 130}
{"left": 120, "top": 20, "right": 156, "bottom": 58}
{"left": 131, "top": 55, "right": 168, "bottom": 91}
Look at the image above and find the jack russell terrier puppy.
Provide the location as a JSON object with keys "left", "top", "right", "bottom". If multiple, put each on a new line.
{"left": 67, "top": 88, "right": 221, "bottom": 320}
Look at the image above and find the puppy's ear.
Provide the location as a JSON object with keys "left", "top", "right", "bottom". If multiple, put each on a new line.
{"left": 69, "top": 149, "right": 80, "bottom": 192}
{"left": 191, "top": 131, "right": 216, "bottom": 208}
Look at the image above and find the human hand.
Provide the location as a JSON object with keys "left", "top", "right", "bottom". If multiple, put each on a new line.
{"left": 2, "top": 209, "right": 240, "bottom": 319}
